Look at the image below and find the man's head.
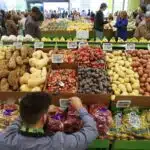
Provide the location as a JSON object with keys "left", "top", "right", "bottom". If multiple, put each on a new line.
{"left": 20, "top": 92, "right": 51, "bottom": 127}
{"left": 100, "top": 3, "right": 107, "bottom": 11}
{"left": 31, "top": 7, "right": 42, "bottom": 21}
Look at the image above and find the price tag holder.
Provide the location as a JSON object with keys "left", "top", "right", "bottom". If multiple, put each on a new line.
{"left": 67, "top": 42, "right": 78, "bottom": 49}
{"left": 148, "top": 44, "right": 150, "bottom": 50}
{"left": 52, "top": 54, "right": 64, "bottom": 63}
{"left": 116, "top": 100, "right": 131, "bottom": 108}
{"left": 34, "top": 42, "right": 44, "bottom": 49}
{"left": 126, "top": 43, "right": 135, "bottom": 51}
{"left": 13, "top": 42, "right": 22, "bottom": 49}
{"left": 76, "top": 30, "right": 89, "bottom": 39}
{"left": 103, "top": 43, "right": 112, "bottom": 51}
{"left": 78, "top": 41, "right": 88, "bottom": 48}
{"left": 59, "top": 99, "right": 70, "bottom": 110}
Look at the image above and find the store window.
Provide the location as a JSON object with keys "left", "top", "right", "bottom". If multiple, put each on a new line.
{"left": 113, "top": 0, "right": 128, "bottom": 13}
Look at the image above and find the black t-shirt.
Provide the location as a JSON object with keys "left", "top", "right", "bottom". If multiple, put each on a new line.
{"left": 94, "top": 10, "right": 107, "bottom": 31}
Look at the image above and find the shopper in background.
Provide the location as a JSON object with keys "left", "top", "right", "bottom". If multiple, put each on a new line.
{"left": 134, "top": 11, "right": 150, "bottom": 40}
{"left": 115, "top": 11, "right": 128, "bottom": 41}
{"left": 25, "top": 7, "right": 43, "bottom": 39}
{"left": 0, "top": 92, "right": 98, "bottom": 150}
{"left": 0, "top": 10, "right": 6, "bottom": 36}
{"left": 94, "top": 3, "right": 108, "bottom": 39}
{"left": 5, "top": 13, "right": 18, "bottom": 36}
{"left": 90, "top": 11, "right": 95, "bottom": 23}
{"left": 19, "top": 13, "right": 28, "bottom": 35}
{"left": 136, "top": 5, "right": 146, "bottom": 26}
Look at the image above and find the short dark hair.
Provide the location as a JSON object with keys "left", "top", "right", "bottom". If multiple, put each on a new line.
{"left": 32, "top": 7, "right": 41, "bottom": 14}
{"left": 100, "top": 3, "right": 107, "bottom": 9}
{"left": 20, "top": 92, "right": 51, "bottom": 125}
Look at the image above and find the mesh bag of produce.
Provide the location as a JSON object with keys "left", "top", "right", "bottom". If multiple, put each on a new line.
{"left": 45, "top": 107, "right": 65, "bottom": 133}
{"left": 89, "top": 104, "right": 113, "bottom": 139}
{"left": 120, "top": 107, "right": 149, "bottom": 140}
{"left": 64, "top": 105, "right": 83, "bottom": 133}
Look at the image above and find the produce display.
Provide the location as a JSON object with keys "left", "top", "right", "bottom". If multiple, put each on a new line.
{"left": 47, "top": 69, "right": 77, "bottom": 93}
{"left": 106, "top": 50, "right": 140, "bottom": 100}
{"left": 40, "top": 19, "right": 93, "bottom": 31}
{"left": 76, "top": 46, "right": 106, "bottom": 68}
{"left": 1, "top": 35, "right": 37, "bottom": 43}
{"left": 78, "top": 67, "right": 112, "bottom": 94}
{"left": 128, "top": 50, "right": 150, "bottom": 96}
{"left": 0, "top": 45, "right": 34, "bottom": 91}
{"left": 20, "top": 50, "right": 49, "bottom": 92}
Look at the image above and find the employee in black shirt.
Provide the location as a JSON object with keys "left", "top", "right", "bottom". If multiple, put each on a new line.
{"left": 94, "top": 3, "right": 107, "bottom": 39}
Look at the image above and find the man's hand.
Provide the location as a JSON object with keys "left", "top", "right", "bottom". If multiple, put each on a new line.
{"left": 70, "top": 97, "right": 83, "bottom": 111}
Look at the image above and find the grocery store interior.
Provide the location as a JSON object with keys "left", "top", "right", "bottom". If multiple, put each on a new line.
{"left": 0, "top": 0, "right": 150, "bottom": 150}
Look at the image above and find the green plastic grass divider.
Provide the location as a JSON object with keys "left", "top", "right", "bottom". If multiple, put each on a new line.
{"left": 111, "top": 140, "right": 150, "bottom": 150}
{"left": 88, "top": 139, "right": 109, "bottom": 150}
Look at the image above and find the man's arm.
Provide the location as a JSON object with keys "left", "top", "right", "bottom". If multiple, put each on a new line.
{"left": 61, "top": 97, "right": 98, "bottom": 150}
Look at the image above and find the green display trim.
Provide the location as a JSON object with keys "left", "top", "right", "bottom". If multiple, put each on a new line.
{"left": 2, "top": 42, "right": 149, "bottom": 49}
{"left": 112, "top": 140, "right": 150, "bottom": 150}
{"left": 88, "top": 139, "right": 109, "bottom": 149}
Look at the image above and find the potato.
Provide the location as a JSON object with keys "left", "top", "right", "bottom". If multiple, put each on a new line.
{"left": 132, "top": 83, "right": 140, "bottom": 90}
{"left": 126, "top": 83, "right": 132, "bottom": 93}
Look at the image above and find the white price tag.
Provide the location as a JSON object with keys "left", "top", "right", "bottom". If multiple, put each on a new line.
{"left": 103, "top": 43, "right": 112, "bottom": 51}
{"left": 78, "top": 42, "right": 88, "bottom": 48}
{"left": 59, "top": 99, "right": 70, "bottom": 110}
{"left": 52, "top": 54, "right": 64, "bottom": 63}
{"left": 76, "top": 30, "right": 89, "bottom": 39}
{"left": 13, "top": 42, "right": 22, "bottom": 49}
{"left": 129, "top": 112, "right": 141, "bottom": 128}
{"left": 34, "top": 42, "right": 44, "bottom": 49}
{"left": 67, "top": 42, "right": 78, "bottom": 49}
{"left": 126, "top": 43, "right": 135, "bottom": 51}
{"left": 116, "top": 100, "right": 131, "bottom": 108}
{"left": 148, "top": 44, "right": 150, "bottom": 50}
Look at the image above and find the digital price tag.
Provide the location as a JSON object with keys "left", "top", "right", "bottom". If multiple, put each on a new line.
{"left": 126, "top": 43, "right": 135, "bottom": 51}
{"left": 116, "top": 100, "right": 131, "bottom": 108}
{"left": 78, "top": 41, "right": 88, "bottom": 48}
{"left": 76, "top": 30, "right": 89, "bottom": 39}
{"left": 102, "top": 43, "right": 112, "bottom": 51}
{"left": 59, "top": 99, "right": 70, "bottom": 110}
{"left": 34, "top": 42, "right": 44, "bottom": 49}
{"left": 13, "top": 42, "right": 22, "bottom": 49}
{"left": 148, "top": 44, "right": 150, "bottom": 50}
{"left": 67, "top": 42, "right": 78, "bottom": 49}
{"left": 52, "top": 54, "right": 64, "bottom": 63}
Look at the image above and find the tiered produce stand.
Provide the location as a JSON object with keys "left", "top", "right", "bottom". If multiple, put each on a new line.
{"left": 0, "top": 41, "right": 150, "bottom": 150}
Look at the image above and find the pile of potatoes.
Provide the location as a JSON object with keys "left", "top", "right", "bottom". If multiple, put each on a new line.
{"left": 106, "top": 50, "right": 140, "bottom": 100}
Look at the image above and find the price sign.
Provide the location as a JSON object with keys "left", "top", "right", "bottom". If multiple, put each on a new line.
{"left": 59, "top": 99, "right": 70, "bottom": 110}
{"left": 116, "top": 100, "right": 131, "bottom": 108}
{"left": 52, "top": 54, "right": 64, "bottom": 63}
{"left": 148, "top": 44, "right": 150, "bottom": 50}
{"left": 103, "top": 43, "right": 112, "bottom": 51}
{"left": 34, "top": 42, "right": 44, "bottom": 49}
{"left": 67, "top": 42, "right": 78, "bottom": 49}
{"left": 78, "top": 42, "right": 88, "bottom": 48}
{"left": 115, "top": 112, "right": 122, "bottom": 128}
{"left": 13, "top": 42, "right": 22, "bottom": 49}
{"left": 76, "top": 30, "right": 89, "bottom": 39}
{"left": 126, "top": 43, "right": 135, "bottom": 51}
